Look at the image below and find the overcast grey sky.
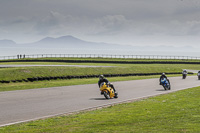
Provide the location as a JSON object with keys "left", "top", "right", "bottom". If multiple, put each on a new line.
{"left": 0, "top": 0, "right": 200, "bottom": 47}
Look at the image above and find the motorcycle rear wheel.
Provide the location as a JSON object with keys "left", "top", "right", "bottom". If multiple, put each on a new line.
{"left": 114, "top": 92, "right": 118, "bottom": 98}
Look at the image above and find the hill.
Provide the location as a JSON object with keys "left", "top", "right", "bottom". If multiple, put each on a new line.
{"left": 0, "top": 35, "right": 195, "bottom": 52}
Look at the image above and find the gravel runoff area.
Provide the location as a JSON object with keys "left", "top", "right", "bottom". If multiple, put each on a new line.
{"left": 0, "top": 65, "right": 115, "bottom": 68}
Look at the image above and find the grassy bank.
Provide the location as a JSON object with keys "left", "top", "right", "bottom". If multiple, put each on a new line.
{"left": 1, "top": 85, "right": 199, "bottom": 133}
{"left": 0, "top": 62, "right": 197, "bottom": 81}
{"left": 0, "top": 59, "right": 198, "bottom": 91}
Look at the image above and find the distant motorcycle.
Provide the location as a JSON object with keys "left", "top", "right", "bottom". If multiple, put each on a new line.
{"left": 182, "top": 69, "right": 187, "bottom": 79}
{"left": 160, "top": 78, "right": 171, "bottom": 90}
{"left": 100, "top": 82, "right": 118, "bottom": 99}
{"left": 198, "top": 72, "right": 200, "bottom": 80}
{"left": 182, "top": 73, "right": 187, "bottom": 79}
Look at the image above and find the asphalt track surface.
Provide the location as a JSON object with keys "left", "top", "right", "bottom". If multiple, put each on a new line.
{"left": 0, "top": 76, "right": 200, "bottom": 127}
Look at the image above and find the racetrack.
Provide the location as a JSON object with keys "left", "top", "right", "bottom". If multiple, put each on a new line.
{"left": 0, "top": 76, "right": 200, "bottom": 127}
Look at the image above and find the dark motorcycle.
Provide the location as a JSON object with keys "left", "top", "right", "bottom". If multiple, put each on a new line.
{"left": 182, "top": 74, "right": 187, "bottom": 79}
{"left": 198, "top": 71, "right": 200, "bottom": 80}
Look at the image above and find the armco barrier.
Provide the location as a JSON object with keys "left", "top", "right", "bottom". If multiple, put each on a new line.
{"left": 1, "top": 54, "right": 200, "bottom": 60}
{"left": 0, "top": 72, "right": 193, "bottom": 84}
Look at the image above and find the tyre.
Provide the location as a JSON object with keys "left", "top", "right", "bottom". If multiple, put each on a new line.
{"left": 103, "top": 91, "right": 110, "bottom": 99}
{"left": 114, "top": 92, "right": 118, "bottom": 98}
{"left": 164, "top": 83, "right": 171, "bottom": 90}
{"left": 168, "top": 80, "right": 171, "bottom": 90}
{"left": 168, "top": 84, "right": 171, "bottom": 90}
{"left": 163, "top": 85, "right": 167, "bottom": 90}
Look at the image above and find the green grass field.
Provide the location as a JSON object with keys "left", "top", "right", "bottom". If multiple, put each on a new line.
{"left": 0, "top": 58, "right": 199, "bottom": 92}
{"left": 1, "top": 86, "right": 199, "bottom": 133}
{"left": 0, "top": 58, "right": 200, "bottom": 132}
{"left": 0, "top": 62, "right": 199, "bottom": 81}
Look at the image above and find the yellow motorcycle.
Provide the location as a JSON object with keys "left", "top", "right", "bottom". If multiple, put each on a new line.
{"left": 100, "top": 82, "right": 118, "bottom": 99}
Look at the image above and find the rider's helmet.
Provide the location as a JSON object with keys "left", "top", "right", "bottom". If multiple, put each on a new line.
{"left": 162, "top": 73, "right": 165, "bottom": 76}
{"left": 184, "top": 69, "right": 187, "bottom": 72}
{"left": 99, "top": 75, "right": 104, "bottom": 80}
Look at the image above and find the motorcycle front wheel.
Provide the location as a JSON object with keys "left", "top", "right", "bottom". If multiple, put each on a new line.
{"left": 163, "top": 85, "right": 167, "bottom": 90}
{"left": 103, "top": 91, "right": 110, "bottom": 99}
{"left": 168, "top": 84, "right": 171, "bottom": 90}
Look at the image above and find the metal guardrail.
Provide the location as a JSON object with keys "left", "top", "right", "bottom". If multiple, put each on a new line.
{"left": 0, "top": 54, "right": 200, "bottom": 60}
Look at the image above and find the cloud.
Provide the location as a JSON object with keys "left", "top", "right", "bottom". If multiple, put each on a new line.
{"left": 32, "top": 11, "right": 130, "bottom": 37}
{"left": 33, "top": 11, "right": 92, "bottom": 36}
{"left": 33, "top": 11, "right": 64, "bottom": 35}
{"left": 1, "top": 0, "right": 200, "bottom": 46}
{"left": 186, "top": 21, "right": 200, "bottom": 35}
{"left": 90, "top": 15, "right": 130, "bottom": 35}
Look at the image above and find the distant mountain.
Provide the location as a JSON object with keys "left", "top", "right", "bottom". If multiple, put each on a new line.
{"left": 0, "top": 35, "right": 196, "bottom": 52}
{"left": 32, "top": 35, "right": 93, "bottom": 48}
{"left": 0, "top": 39, "right": 16, "bottom": 47}
{"left": 27, "top": 35, "right": 122, "bottom": 49}
{"left": 35, "top": 35, "right": 87, "bottom": 45}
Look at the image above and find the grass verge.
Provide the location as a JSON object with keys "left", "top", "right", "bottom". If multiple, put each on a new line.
{"left": 1, "top": 85, "right": 199, "bottom": 133}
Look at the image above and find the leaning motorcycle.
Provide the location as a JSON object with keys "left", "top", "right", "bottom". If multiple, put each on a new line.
{"left": 160, "top": 78, "right": 171, "bottom": 90}
{"left": 100, "top": 82, "right": 118, "bottom": 99}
